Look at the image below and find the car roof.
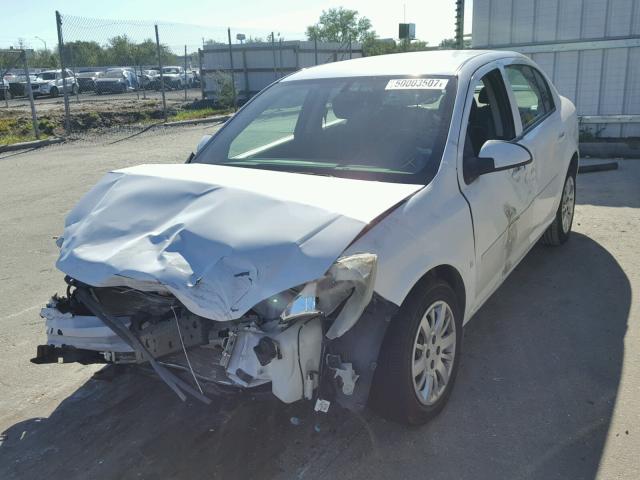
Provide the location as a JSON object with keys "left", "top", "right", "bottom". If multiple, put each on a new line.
{"left": 283, "top": 50, "right": 526, "bottom": 81}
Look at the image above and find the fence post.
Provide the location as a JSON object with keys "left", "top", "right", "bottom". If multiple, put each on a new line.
{"left": 184, "top": 45, "right": 188, "bottom": 101}
{"left": 314, "top": 37, "right": 318, "bottom": 65}
{"left": 140, "top": 65, "right": 146, "bottom": 99}
{"left": 227, "top": 28, "right": 237, "bottom": 111}
{"left": 278, "top": 38, "right": 283, "bottom": 78}
{"left": 271, "top": 32, "right": 277, "bottom": 79}
{"left": 241, "top": 46, "right": 249, "bottom": 98}
{"left": 69, "top": 45, "right": 80, "bottom": 103}
{"left": 21, "top": 50, "right": 39, "bottom": 140}
{"left": 55, "top": 11, "right": 71, "bottom": 133}
{"left": 198, "top": 48, "right": 204, "bottom": 100}
{"left": 155, "top": 24, "right": 167, "bottom": 122}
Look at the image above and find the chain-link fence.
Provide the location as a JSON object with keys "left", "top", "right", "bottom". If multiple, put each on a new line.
{"left": 0, "top": 11, "right": 362, "bottom": 143}
{"left": 1, "top": 48, "right": 40, "bottom": 144}
{"left": 53, "top": 12, "right": 362, "bottom": 134}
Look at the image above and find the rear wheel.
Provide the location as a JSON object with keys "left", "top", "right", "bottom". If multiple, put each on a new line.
{"left": 542, "top": 169, "right": 576, "bottom": 246}
{"left": 370, "top": 278, "right": 462, "bottom": 425}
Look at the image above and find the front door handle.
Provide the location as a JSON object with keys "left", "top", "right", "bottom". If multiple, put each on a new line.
{"left": 558, "top": 131, "right": 566, "bottom": 140}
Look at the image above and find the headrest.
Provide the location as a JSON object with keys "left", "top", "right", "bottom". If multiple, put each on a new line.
{"left": 331, "top": 90, "right": 367, "bottom": 119}
{"left": 478, "top": 87, "right": 489, "bottom": 104}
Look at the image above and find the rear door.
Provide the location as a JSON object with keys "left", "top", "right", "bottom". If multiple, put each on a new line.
{"left": 503, "top": 63, "right": 564, "bottom": 237}
{"left": 458, "top": 64, "right": 537, "bottom": 307}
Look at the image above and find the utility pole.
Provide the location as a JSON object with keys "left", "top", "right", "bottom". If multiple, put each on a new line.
{"left": 455, "top": 0, "right": 465, "bottom": 50}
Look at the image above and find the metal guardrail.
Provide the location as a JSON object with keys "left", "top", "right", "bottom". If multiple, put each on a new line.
{"left": 579, "top": 115, "right": 640, "bottom": 124}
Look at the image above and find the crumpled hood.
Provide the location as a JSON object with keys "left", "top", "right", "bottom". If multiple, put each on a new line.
{"left": 56, "top": 163, "right": 421, "bottom": 321}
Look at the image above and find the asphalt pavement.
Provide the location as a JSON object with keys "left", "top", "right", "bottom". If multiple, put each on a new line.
{"left": 0, "top": 127, "right": 638, "bottom": 479}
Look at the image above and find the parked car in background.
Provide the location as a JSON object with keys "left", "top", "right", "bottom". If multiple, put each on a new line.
{"left": 29, "top": 69, "right": 78, "bottom": 98}
{"left": 95, "top": 69, "right": 137, "bottom": 94}
{"left": 138, "top": 69, "right": 159, "bottom": 89}
{"left": 0, "top": 78, "right": 9, "bottom": 100}
{"left": 34, "top": 50, "right": 579, "bottom": 425}
{"left": 161, "top": 66, "right": 187, "bottom": 89}
{"left": 76, "top": 71, "right": 102, "bottom": 92}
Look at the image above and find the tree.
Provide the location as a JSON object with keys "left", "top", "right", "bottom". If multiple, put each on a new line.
{"left": 64, "top": 41, "right": 104, "bottom": 67}
{"left": 438, "top": 37, "right": 471, "bottom": 49}
{"left": 398, "top": 39, "right": 430, "bottom": 52}
{"left": 28, "top": 49, "right": 58, "bottom": 68}
{"left": 306, "top": 8, "right": 374, "bottom": 44}
{"left": 362, "top": 38, "right": 397, "bottom": 57}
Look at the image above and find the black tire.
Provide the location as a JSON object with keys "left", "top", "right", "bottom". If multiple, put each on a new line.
{"left": 49, "top": 87, "right": 59, "bottom": 98}
{"left": 71, "top": 84, "right": 78, "bottom": 95}
{"left": 542, "top": 168, "right": 576, "bottom": 246}
{"left": 370, "top": 278, "right": 463, "bottom": 425}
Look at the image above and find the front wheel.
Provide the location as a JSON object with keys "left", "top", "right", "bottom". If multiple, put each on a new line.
{"left": 370, "top": 278, "right": 463, "bottom": 425}
{"left": 49, "top": 87, "right": 59, "bottom": 98}
{"left": 542, "top": 169, "right": 576, "bottom": 246}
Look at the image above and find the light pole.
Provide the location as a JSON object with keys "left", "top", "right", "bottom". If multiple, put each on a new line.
{"left": 34, "top": 36, "right": 47, "bottom": 51}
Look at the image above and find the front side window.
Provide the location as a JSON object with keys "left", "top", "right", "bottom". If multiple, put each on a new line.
{"left": 505, "top": 65, "right": 550, "bottom": 131}
{"left": 465, "top": 69, "right": 515, "bottom": 157}
{"left": 196, "top": 76, "right": 457, "bottom": 185}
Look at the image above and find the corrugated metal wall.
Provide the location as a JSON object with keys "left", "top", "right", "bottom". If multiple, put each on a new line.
{"left": 202, "top": 41, "right": 362, "bottom": 100}
{"left": 473, "top": 0, "right": 640, "bottom": 137}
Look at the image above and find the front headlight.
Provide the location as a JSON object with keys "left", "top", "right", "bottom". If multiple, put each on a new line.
{"left": 253, "top": 253, "right": 377, "bottom": 339}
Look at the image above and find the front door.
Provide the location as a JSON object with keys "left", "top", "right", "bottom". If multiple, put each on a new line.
{"left": 457, "top": 66, "right": 537, "bottom": 308}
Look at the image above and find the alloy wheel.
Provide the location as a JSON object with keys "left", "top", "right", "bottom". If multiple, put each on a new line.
{"left": 411, "top": 300, "right": 457, "bottom": 406}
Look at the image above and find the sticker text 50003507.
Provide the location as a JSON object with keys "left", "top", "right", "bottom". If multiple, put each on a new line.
{"left": 385, "top": 78, "right": 449, "bottom": 90}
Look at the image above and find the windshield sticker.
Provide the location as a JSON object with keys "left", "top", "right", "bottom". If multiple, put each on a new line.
{"left": 385, "top": 78, "right": 449, "bottom": 90}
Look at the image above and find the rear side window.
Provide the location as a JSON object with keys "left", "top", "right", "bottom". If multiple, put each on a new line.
{"left": 532, "top": 68, "right": 555, "bottom": 112}
{"left": 505, "top": 65, "right": 553, "bottom": 131}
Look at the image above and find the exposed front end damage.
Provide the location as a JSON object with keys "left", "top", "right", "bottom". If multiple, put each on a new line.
{"left": 34, "top": 164, "right": 418, "bottom": 412}
{"left": 34, "top": 254, "right": 396, "bottom": 411}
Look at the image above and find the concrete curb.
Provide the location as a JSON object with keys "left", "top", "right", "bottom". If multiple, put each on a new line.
{"left": 0, "top": 137, "right": 65, "bottom": 153}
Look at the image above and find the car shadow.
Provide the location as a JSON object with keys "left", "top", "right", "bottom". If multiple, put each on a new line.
{"left": 0, "top": 233, "right": 630, "bottom": 480}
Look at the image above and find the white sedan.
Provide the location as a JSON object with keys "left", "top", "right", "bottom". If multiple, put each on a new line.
{"left": 36, "top": 50, "right": 578, "bottom": 425}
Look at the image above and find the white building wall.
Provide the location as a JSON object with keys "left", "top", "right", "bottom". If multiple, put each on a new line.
{"left": 202, "top": 41, "right": 362, "bottom": 100}
{"left": 473, "top": 0, "right": 640, "bottom": 138}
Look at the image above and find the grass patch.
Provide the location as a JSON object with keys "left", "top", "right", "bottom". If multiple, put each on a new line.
{"left": 0, "top": 117, "right": 52, "bottom": 146}
{"left": 168, "top": 107, "right": 228, "bottom": 122}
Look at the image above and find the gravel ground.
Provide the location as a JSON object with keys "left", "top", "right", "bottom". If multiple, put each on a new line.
{"left": 0, "top": 130, "right": 638, "bottom": 480}
{"left": 4, "top": 88, "right": 202, "bottom": 113}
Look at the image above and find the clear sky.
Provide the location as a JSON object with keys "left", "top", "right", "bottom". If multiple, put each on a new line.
{"left": 1, "top": 0, "right": 473, "bottom": 51}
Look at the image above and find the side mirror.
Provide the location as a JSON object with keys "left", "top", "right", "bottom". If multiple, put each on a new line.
{"left": 465, "top": 140, "right": 532, "bottom": 183}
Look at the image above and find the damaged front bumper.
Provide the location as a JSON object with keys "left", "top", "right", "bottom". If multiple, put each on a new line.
{"left": 33, "top": 255, "right": 398, "bottom": 412}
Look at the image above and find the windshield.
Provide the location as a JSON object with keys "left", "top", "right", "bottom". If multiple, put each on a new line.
{"left": 37, "top": 72, "right": 57, "bottom": 80}
{"left": 104, "top": 70, "right": 124, "bottom": 79}
{"left": 195, "top": 76, "right": 456, "bottom": 184}
{"left": 163, "top": 67, "right": 180, "bottom": 74}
